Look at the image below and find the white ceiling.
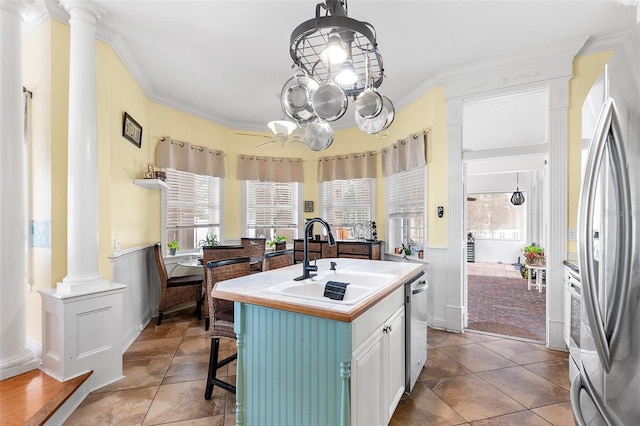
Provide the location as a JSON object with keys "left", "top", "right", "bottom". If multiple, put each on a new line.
{"left": 31, "top": 0, "right": 637, "bottom": 133}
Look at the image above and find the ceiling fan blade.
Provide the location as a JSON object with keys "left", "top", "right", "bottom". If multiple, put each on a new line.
{"left": 235, "top": 132, "right": 271, "bottom": 139}
{"left": 255, "top": 139, "right": 278, "bottom": 148}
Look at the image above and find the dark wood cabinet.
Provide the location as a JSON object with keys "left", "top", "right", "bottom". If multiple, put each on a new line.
{"left": 293, "top": 239, "right": 383, "bottom": 263}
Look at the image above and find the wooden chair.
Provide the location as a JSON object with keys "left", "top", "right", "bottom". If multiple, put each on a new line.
{"left": 202, "top": 245, "right": 245, "bottom": 329}
{"left": 153, "top": 242, "right": 204, "bottom": 325}
{"left": 240, "top": 237, "right": 267, "bottom": 272}
{"left": 262, "top": 249, "right": 294, "bottom": 271}
{"left": 202, "top": 245, "right": 245, "bottom": 264}
{"left": 204, "top": 257, "right": 251, "bottom": 400}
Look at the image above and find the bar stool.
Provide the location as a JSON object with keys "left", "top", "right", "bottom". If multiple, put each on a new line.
{"left": 204, "top": 257, "right": 250, "bottom": 400}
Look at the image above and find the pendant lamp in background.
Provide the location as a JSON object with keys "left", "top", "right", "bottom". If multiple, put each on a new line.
{"left": 511, "top": 172, "right": 525, "bottom": 205}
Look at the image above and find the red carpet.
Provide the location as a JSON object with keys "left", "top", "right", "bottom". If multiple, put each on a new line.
{"left": 467, "top": 273, "right": 546, "bottom": 341}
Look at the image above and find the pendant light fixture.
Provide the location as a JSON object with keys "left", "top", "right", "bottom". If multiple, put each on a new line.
{"left": 511, "top": 172, "right": 525, "bottom": 206}
{"left": 280, "top": 0, "right": 394, "bottom": 149}
{"left": 288, "top": 0, "right": 384, "bottom": 97}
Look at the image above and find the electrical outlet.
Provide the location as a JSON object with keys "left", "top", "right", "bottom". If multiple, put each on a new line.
{"left": 114, "top": 239, "right": 121, "bottom": 252}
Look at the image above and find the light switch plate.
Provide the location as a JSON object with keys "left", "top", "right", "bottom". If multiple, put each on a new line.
{"left": 304, "top": 200, "right": 314, "bottom": 212}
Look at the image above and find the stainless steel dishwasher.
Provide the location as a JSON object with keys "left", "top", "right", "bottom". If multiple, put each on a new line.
{"left": 405, "top": 271, "right": 428, "bottom": 394}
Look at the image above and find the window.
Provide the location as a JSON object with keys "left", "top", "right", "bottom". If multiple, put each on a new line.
{"left": 386, "top": 167, "right": 425, "bottom": 251}
{"left": 244, "top": 180, "right": 299, "bottom": 242}
{"left": 164, "top": 168, "right": 222, "bottom": 252}
{"left": 467, "top": 192, "right": 525, "bottom": 240}
{"left": 320, "top": 178, "right": 374, "bottom": 238}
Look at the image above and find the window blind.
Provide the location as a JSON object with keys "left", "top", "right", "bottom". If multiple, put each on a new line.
{"left": 386, "top": 167, "right": 425, "bottom": 250}
{"left": 387, "top": 167, "right": 425, "bottom": 218}
{"left": 245, "top": 181, "right": 298, "bottom": 228}
{"left": 321, "top": 178, "right": 373, "bottom": 227}
{"left": 165, "top": 168, "right": 221, "bottom": 230}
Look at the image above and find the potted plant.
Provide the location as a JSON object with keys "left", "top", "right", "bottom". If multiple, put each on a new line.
{"left": 167, "top": 240, "right": 180, "bottom": 255}
{"left": 268, "top": 235, "right": 287, "bottom": 250}
{"left": 199, "top": 230, "right": 220, "bottom": 247}
{"left": 401, "top": 243, "right": 412, "bottom": 259}
{"left": 524, "top": 245, "right": 545, "bottom": 266}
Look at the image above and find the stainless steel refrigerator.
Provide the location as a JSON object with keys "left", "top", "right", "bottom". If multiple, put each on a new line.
{"left": 573, "top": 22, "right": 640, "bottom": 425}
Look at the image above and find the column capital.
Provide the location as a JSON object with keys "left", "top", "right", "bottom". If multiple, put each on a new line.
{"left": 58, "top": 0, "right": 106, "bottom": 22}
{"left": 0, "top": 0, "right": 35, "bottom": 17}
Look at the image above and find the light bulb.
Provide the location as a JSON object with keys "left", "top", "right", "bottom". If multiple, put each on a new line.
{"left": 335, "top": 61, "right": 358, "bottom": 86}
{"left": 319, "top": 33, "right": 347, "bottom": 66}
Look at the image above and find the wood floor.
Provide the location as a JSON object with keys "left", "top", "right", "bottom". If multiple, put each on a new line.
{"left": 0, "top": 369, "right": 91, "bottom": 426}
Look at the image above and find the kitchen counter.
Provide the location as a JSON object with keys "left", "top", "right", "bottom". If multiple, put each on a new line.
{"left": 213, "top": 258, "right": 424, "bottom": 425}
{"left": 563, "top": 259, "right": 579, "bottom": 273}
{"left": 212, "top": 258, "right": 423, "bottom": 322}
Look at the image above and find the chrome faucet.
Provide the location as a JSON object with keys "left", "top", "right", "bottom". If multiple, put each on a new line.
{"left": 294, "top": 218, "right": 336, "bottom": 281}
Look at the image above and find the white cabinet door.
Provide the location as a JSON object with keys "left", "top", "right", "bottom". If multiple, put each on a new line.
{"left": 385, "top": 307, "right": 405, "bottom": 424}
{"left": 352, "top": 304, "right": 406, "bottom": 426}
{"left": 352, "top": 329, "right": 384, "bottom": 426}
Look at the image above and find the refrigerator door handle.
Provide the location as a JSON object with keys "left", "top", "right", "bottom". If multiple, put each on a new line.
{"left": 604, "top": 98, "right": 633, "bottom": 362}
{"left": 578, "top": 98, "right": 632, "bottom": 373}
{"left": 570, "top": 362, "right": 619, "bottom": 426}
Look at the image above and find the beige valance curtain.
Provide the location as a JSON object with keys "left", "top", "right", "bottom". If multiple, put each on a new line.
{"left": 237, "top": 154, "right": 304, "bottom": 183}
{"left": 317, "top": 151, "right": 378, "bottom": 182}
{"left": 381, "top": 132, "right": 427, "bottom": 177}
{"left": 156, "top": 136, "right": 225, "bottom": 178}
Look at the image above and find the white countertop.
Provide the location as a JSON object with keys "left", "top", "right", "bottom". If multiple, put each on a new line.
{"left": 212, "top": 258, "right": 424, "bottom": 322}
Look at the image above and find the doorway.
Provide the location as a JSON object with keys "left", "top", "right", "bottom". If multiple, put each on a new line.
{"left": 461, "top": 90, "right": 548, "bottom": 341}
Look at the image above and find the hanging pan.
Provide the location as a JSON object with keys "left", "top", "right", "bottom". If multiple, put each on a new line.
{"left": 280, "top": 69, "right": 320, "bottom": 123}
{"left": 312, "top": 80, "right": 348, "bottom": 122}
{"left": 312, "top": 62, "right": 348, "bottom": 122}
{"left": 355, "top": 57, "right": 383, "bottom": 119}
{"left": 304, "top": 120, "right": 334, "bottom": 151}
{"left": 355, "top": 95, "right": 395, "bottom": 135}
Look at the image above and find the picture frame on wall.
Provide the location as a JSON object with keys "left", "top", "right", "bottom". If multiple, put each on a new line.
{"left": 122, "top": 111, "right": 142, "bottom": 148}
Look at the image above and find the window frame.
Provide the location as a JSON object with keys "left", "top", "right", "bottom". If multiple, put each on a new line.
{"left": 241, "top": 180, "right": 302, "bottom": 241}
{"left": 161, "top": 168, "right": 224, "bottom": 254}
{"left": 385, "top": 166, "right": 426, "bottom": 253}
{"left": 466, "top": 191, "right": 526, "bottom": 241}
{"left": 319, "top": 178, "right": 376, "bottom": 236}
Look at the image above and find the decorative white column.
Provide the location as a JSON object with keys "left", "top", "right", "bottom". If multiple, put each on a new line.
{"left": 546, "top": 77, "right": 571, "bottom": 350}
{"left": 57, "top": 0, "right": 107, "bottom": 293}
{"left": 38, "top": 0, "right": 125, "bottom": 390}
{"left": 445, "top": 97, "right": 465, "bottom": 332}
{"left": 0, "top": 0, "right": 40, "bottom": 380}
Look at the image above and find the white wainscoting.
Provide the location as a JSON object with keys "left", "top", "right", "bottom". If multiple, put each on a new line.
{"left": 425, "top": 246, "right": 448, "bottom": 330}
{"left": 109, "top": 245, "right": 159, "bottom": 351}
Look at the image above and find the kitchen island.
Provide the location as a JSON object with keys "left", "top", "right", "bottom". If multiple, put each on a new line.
{"left": 211, "top": 258, "right": 423, "bottom": 426}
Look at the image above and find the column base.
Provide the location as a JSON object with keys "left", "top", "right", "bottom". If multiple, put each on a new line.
{"left": 0, "top": 348, "right": 40, "bottom": 380}
{"left": 38, "top": 282, "right": 126, "bottom": 389}
{"left": 57, "top": 274, "right": 109, "bottom": 295}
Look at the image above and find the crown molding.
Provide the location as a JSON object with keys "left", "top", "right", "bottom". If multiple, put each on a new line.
{"left": 577, "top": 31, "right": 631, "bottom": 55}
{"left": 437, "top": 37, "right": 588, "bottom": 99}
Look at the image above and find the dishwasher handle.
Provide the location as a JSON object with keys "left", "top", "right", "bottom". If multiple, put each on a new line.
{"left": 412, "top": 280, "right": 428, "bottom": 295}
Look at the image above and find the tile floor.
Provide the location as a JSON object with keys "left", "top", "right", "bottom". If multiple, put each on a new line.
{"left": 65, "top": 309, "right": 574, "bottom": 425}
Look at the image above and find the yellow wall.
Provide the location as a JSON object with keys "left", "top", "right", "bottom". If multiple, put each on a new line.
{"left": 567, "top": 51, "right": 613, "bottom": 255}
{"left": 23, "top": 21, "right": 52, "bottom": 342}
{"left": 97, "top": 40, "right": 152, "bottom": 270}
